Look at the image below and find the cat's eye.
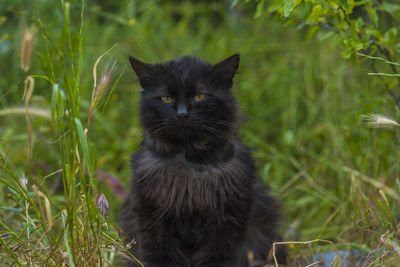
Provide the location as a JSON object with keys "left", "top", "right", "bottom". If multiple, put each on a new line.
{"left": 193, "top": 93, "right": 206, "bottom": 102}
{"left": 161, "top": 96, "right": 175, "bottom": 104}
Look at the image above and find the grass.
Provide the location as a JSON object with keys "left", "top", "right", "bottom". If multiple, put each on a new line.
{"left": 1, "top": 0, "right": 400, "bottom": 266}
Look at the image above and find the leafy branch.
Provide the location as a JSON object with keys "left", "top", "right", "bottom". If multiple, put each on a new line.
{"left": 240, "top": 0, "right": 400, "bottom": 105}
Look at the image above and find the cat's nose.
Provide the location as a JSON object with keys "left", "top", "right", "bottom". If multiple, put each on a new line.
{"left": 177, "top": 104, "right": 188, "bottom": 119}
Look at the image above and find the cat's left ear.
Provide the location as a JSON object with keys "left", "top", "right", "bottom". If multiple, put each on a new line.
{"left": 211, "top": 54, "right": 240, "bottom": 88}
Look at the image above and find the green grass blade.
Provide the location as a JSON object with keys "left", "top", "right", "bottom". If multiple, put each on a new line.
{"left": 62, "top": 210, "right": 75, "bottom": 267}
{"left": 74, "top": 117, "right": 93, "bottom": 176}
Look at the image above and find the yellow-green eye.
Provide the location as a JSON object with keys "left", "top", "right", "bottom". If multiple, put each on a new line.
{"left": 161, "top": 96, "right": 174, "bottom": 104}
{"left": 193, "top": 93, "right": 206, "bottom": 102}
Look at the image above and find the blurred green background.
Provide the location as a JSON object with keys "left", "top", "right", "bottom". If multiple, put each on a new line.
{"left": 1, "top": 0, "right": 400, "bottom": 265}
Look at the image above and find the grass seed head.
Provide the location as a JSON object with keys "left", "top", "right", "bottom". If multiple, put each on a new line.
{"left": 98, "top": 61, "right": 115, "bottom": 94}
{"left": 93, "top": 60, "right": 116, "bottom": 108}
{"left": 363, "top": 114, "right": 400, "bottom": 128}
{"left": 20, "top": 27, "right": 36, "bottom": 72}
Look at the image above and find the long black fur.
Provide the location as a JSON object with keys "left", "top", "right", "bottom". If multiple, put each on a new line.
{"left": 121, "top": 54, "right": 287, "bottom": 267}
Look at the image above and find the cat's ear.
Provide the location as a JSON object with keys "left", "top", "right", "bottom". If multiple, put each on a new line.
{"left": 211, "top": 54, "right": 240, "bottom": 88}
{"left": 129, "top": 56, "right": 155, "bottom": 79}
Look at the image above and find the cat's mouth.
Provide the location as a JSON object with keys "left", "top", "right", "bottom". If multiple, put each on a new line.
{"left": 173, "top": 124, "right": 200, "bottom": 136}
{"left": 162, "top": 122, "right": 208, "bottom": 141}
{"left": 146, "top": 119, "right": 228, "bottom": 145}
{"left": 171, "top": 119, "right": 198, "bottom": 129}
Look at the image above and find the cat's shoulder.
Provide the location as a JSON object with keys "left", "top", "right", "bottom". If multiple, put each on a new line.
{"left": 130, "top": 146, "right": 156, "bottom": 168}
{"left": 232, "top": 139, "right": 253, "bottom": 158}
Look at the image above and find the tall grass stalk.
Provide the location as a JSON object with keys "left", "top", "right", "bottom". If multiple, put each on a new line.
{"left": 0, "top": 0, "right": 136, "bottom": 265}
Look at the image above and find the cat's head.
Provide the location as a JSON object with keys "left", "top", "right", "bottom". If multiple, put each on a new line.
{"left": 129, "top": 54, "right": 240, "bottom": 149}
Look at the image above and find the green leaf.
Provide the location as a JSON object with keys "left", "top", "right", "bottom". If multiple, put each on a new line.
{"left": 0, "top": 207, "right": 22, "bottom": 213}
{"left": 341, "top": 0, "right": 355, "bottom": 13}
{"left": 299, "top": 1, "right": 312, "bottom": 20}
{"left": 317, "top": 31, "right": 334, "bottom": 41}
{"left": 51, "top": 84, "right": 64, "bottom": 123}
{"left": 74, "top": 117, "right": 93, "bottom": 175}
{"left": 342, "top": 47, "right": 352, "bottom": 59}
{"left": 230, "top": 0, "right": 239, "bottom": 8}
{"left": 356, "top": 17, "right": 364, "bottom": 28}
{"left": 61, "top": 210, "right": 75, "bottom": 267}
{"left": 51, "top": 84, "right": 58, "bottom": 122}
{"left": 268, "top": 3, "right": 281, "bottom": 13}
{"left": 350, "top": 53, "right": 358, "bottom": 65}
{"left": 381, "top": 3, "right": 400, "bottom": 14}
{"left": 350, "top": 21, "right": 358, "bottom": 40}
{"left": 283, "top": 0, "right": 295, "bottom": 18}
{"left": 366, "top": 5, "right": 379, "bottom": 26}
{"left": 261, "top": 163, "right": 271, "bottom": 183}
{"left": 294, "top": 196, "right": 315, "bottom": 207}
{"left": 308, "top": 4, "right": 323, "bottom": 22}
{"left": 306, "top": 25, "right": 319, "bottom": 39}
{"left": 352, "top": 40, "right": 363, "bottom": 51}
{"left": 384, "top": 27, "right": 398, "bottom": 45}
{"left": 8, "top": 186, "right": 19, "bottom": 197}
{"left": 254, "top": 0, "right": 265, "bottom": 18}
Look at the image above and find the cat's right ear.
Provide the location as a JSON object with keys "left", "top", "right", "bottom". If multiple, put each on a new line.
{"left": 211, "top": 54, "right": 240, "bottom": 89}
{"left": 129, "top": 56, "right": 155, "bottom": 79}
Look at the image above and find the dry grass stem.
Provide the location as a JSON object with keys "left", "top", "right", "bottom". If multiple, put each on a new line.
{"left": 0, "top": 106, "right": 50, "bottom": 119}
{"left": 32, "top": 185, "right": 54, "bottom": 254}
{"left": 23, "top": 76, "right": 35, "bottom": 172}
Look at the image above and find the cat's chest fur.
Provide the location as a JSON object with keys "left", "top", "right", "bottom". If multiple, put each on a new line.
{"left": 130, "top": 142, "right": 255, "bottom": 216}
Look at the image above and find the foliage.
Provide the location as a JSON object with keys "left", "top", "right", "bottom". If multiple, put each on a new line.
{"left": 238, "top": 0, "right": 400, "bottom": 265}
{"left": 245, "top": 0, "right": 400, "bottom": 103}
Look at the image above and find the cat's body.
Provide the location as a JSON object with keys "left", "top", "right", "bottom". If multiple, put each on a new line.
{"left": 121, "top": 55, "right": 287, "bottom": 267}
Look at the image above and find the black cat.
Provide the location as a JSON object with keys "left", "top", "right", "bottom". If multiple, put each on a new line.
{"left": 121, "top": 54, "right": 287, "bottom": 267}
